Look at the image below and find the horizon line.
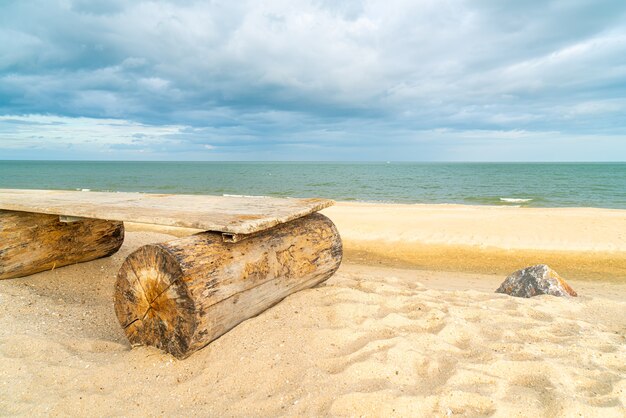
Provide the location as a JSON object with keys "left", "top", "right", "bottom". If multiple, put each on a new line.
{"left": 1, "top": 160, "right": 625, "bottom": 164}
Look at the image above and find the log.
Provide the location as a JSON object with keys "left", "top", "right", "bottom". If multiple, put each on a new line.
{"left": 0, "top": 210, "right": 124, "bottom": 280}
{"left": 114, "top": 212, "right": 342, "bottom": 359}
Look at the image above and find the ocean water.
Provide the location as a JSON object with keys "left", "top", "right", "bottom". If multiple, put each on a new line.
{"left": 0, "top": 161, "right": 625, "bottom": 209}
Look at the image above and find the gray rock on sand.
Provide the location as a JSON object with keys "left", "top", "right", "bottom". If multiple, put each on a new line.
{"left": 496, "top": 264, "right": 578, "bottom": 298}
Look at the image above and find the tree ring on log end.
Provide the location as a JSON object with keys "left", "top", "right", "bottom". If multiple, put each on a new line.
{"left": 114, "top": 244, "right": 196, "bottom": 359}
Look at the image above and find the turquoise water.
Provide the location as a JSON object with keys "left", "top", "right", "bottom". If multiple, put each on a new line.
{"left": 0, "top": 161, "right": 625, "bottom": 208}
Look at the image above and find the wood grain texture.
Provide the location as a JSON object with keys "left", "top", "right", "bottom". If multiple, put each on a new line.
{"left": 0, "top": 210, "right": 124, "bottom": 280}
{"left": 0, "top": 189, "right": 333, "bottom": 234}
{"left": 114, "top": 213, "right": 342, "bottom": 359}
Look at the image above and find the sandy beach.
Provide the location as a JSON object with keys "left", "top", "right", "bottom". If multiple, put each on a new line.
{"left": 325, "top": 202, "right": 626, "bottom": 282}
{"left": 1, "top": 202, "right": 625, "bottom": 416}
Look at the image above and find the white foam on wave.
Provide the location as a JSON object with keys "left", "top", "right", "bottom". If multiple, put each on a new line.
{"left": 223, "top": 194, "right": 269, "bottom": 199}
{"left": 500, "top": 197, "right": 533, "bottom": 203}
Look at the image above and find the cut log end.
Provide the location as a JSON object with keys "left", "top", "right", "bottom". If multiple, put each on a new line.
{"left": 114, "top": 244, "right": 196, "bottom": 358}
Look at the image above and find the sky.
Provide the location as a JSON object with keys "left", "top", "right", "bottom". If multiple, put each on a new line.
{"left": 1, "top": 0, "right": 625, "bottom": 161}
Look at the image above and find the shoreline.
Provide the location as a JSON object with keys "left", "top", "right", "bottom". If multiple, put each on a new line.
{"left": 324, "top": 201, "right": 626, "bottom": 283}
{"left": 325, "top": 202, "right": 626, "bottom": 252}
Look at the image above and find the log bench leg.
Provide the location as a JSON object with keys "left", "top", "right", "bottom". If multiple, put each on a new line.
{"left": 0, "top": 210, "right": 124, "bottom": 280}
{"left": 114, "top": 212, "right": 342, "bottom": 359}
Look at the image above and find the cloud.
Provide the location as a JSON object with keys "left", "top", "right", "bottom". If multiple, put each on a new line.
{"left": 2, "top": 114, "right": 624, "bottom": 162}
{"left": 1, "top": 0, "right": 625, "bottom": 160}
{"left": 0, "top": 114, "right": 186, "bottom": 150}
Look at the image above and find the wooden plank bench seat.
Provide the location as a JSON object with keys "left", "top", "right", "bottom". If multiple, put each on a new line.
{"left": 0, "top": 188, "right": 334, "bottom": 239}
{"left": 0, "top": 189, "right": 342, "bottom": 358}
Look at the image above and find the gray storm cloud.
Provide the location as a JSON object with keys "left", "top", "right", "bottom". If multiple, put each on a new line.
{"left": 1, "top": 0, "right": 625, "bottom": 160}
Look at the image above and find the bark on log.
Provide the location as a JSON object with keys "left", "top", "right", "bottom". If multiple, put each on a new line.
{"left": 114, "top": 212, "right": 342, "bottom": 359}
{"left": 0, "top": 210, "right": 124, "bottom": 280}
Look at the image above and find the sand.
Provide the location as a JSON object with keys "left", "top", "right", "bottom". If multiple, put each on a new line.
{"left": 323, "top": 202, "right": 626, "bottom": 282}
{"left": 1, "top": 203, "right": 625, "bottom": 416}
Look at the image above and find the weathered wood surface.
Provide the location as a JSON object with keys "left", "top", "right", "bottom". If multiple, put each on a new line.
{"left": 114, "top": 213, "right": 342, "bottom": 359}
{"left": 0, "top": 189, "right": 333, "bottom": 235}
{"left": 0, "top": 210, "right": 124, "bottom": 280}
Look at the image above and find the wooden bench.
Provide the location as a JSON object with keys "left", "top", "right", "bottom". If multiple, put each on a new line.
{"left": 0, "top": 189, "right": 342, "bottom": 358}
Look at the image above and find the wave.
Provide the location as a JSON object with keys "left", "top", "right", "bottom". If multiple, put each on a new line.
{"left": 500, "top": 198, "right": 533, "bottom": 203}
{"left": 222, "top": 194, "right": 269, "bottom": 199}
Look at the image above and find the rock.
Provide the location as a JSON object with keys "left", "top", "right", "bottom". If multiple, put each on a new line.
{"left": 496, "top": 264, "right": 577, "bottom": 298}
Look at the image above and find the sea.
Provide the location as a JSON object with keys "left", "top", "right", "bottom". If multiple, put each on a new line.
{"left": 0, "top": 161, "right": 624, "bottom": 209}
